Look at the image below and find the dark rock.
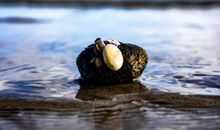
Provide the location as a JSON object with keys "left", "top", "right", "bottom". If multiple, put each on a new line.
{"left": 76, "top": 42, "right": 148, "bottom": 84}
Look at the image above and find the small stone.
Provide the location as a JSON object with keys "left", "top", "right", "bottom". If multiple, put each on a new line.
{"left": 103, "top": 44, "right": 123, "bottom": 71}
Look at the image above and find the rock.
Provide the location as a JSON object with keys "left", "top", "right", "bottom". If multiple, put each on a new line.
{"left": 76, "top": 42, "right": 148, "bottom": 84}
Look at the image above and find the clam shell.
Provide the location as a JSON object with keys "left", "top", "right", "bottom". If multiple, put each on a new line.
{"left": 103, "top": 44, "right": 123, "bottom": 71}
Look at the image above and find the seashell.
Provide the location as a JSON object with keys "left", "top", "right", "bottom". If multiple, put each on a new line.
{"left": 110, "top": 39, "right": 121, "bottom": 46}
{"left": 95, "top": 38, "right": 105, "bottom": 52}
{"left": 105, "top": 39, "right": 121, "bottom": 46}
{"left": 95, "top": 57, "right": 102, "bottom": 68}
{"left": 102, "top": 44, "right": 123, "bottom": 71}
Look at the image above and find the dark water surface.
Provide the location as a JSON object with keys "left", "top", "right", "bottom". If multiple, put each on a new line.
{"left": 0, "top": 5, "right": 220, "bottom": 130}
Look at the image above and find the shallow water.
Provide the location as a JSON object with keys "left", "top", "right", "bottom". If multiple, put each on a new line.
{"left": 1, "top": 107, "right": 220, "bottom": 130}
{"left": 0, "top": 4, "right": 220, "bottom": 130}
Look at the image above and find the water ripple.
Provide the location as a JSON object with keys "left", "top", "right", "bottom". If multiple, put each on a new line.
{"left": 0, "top": 17, "right": 47, "bottom": 24}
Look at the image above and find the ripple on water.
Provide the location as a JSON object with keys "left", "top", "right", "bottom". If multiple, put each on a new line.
{"left": 0, "top": 79, "right": 78, "bottom": 99}
{"left": 142, "top": 65, "right": 220, "bottom": 95}
{"left": 0, "top": 17, "right": 47, "bottom": 24}
{"left": 0, "top": 107, "right": 220, "bottom": 130}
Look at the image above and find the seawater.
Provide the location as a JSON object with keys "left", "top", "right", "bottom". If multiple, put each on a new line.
{"left": 0, "top": 5, "right": 220, "bottom": 130}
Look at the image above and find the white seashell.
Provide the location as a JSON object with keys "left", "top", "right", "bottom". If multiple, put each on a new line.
{"left": 103, "top": 44, "right": 123, "bottom": 71}
{"left": 106, "top": 39, "right": 121, "bottom": 46}
{"left": 95, "top": 57, "right": 103, "bottom": 68}
{"left": 111, "top": 39, "right": 121, "bottom": 46}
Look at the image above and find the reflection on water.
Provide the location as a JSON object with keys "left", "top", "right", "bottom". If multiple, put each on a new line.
{"left": 0, "top": 4, "right": 220, "bottom": 130}
{"left": 0, "top": 107, "right": 220, "bottom": 130}
{"left": 75, "top": 80, "right": 147, "bottom": 100}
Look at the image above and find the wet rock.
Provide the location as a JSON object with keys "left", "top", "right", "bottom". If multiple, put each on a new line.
{"left": 76, "top": 42, "right": 148, "bottom": 84}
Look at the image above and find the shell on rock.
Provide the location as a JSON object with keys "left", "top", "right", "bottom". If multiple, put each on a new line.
{"left": 95, "top": 38, "right": 105, "bottom": 53}
{"left": 105, "top": 39, "right": 121, "bottom": 46}
{"left": 102, "top": 44, "right": 123, "bottom": 71}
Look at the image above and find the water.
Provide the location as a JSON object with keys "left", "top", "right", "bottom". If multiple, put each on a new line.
{"left": 0, "top": 107, "right": 220, "bottom": 130}
{"left": 0, "top": 4, "right": 220, "bottom": 130}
